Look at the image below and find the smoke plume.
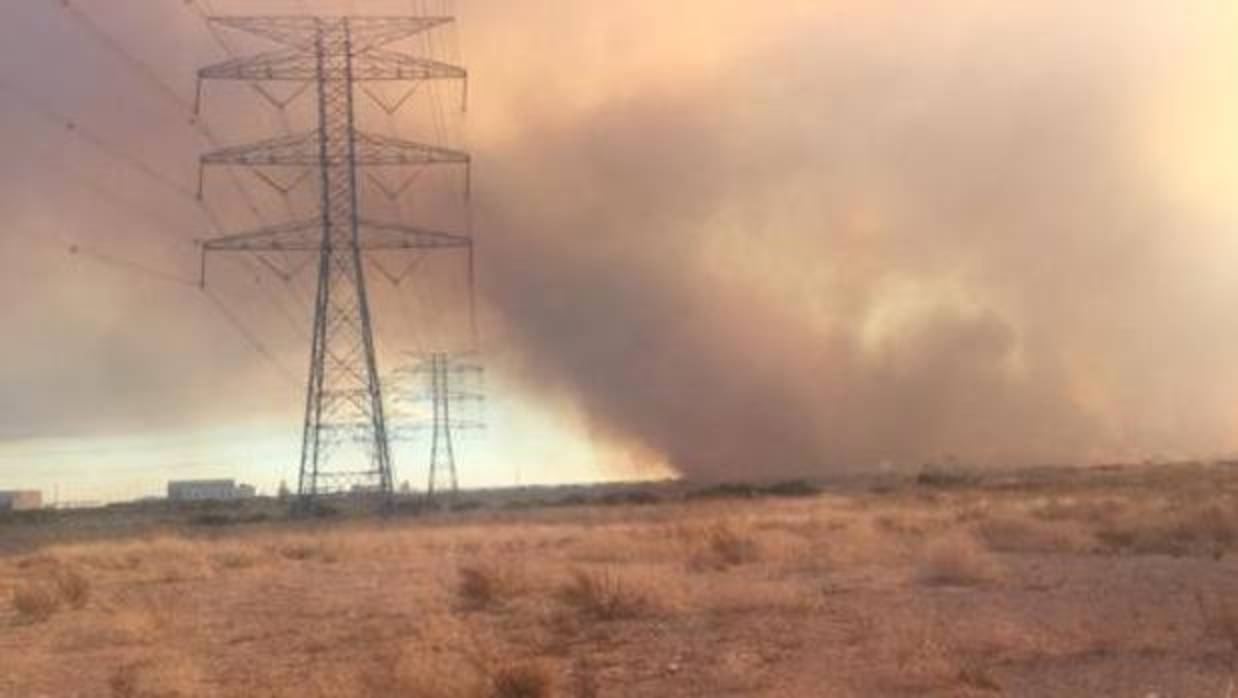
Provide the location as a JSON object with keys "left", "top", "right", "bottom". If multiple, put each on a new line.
{"left": 472, "top": 2, "right": 1238, "bottom": 479}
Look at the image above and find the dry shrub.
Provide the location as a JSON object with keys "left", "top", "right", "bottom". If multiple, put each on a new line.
{"left": 348, "top": 630, "right": 541, "bottom": 698}
{"left": 10, "top": 563, "right": 91, "bottom": 622}
{"left": 276, "top": 539, "right": 340, "bottom": 563}
{"left": 55, "top": 566, "right": 91, "bottom": 609}
{"left": 558, "top": 568, "right": 652, "bottom": 621}
{"left": 1096, "top": 503, "right": 1238, "bottom": 556}
{"left": 692, "top": 523, "right": 760, "bottom": 570}
{"left": 12, "top": 583, "right": 61, "bottom": 623}
{"left": 874, "top": 511, "right": 954, "bottom": 538}
{"left": 209, "top": 548, "right": 257, "bottom": 571}
{"left": 15, "top": 553, "right": 63, "bottom": 570}
{"left": 107, "top": 655, "right": 205, "bottom": 698}
{"left": 456, "top": 561, "right": 521, "bottom": 611}
{"left": 975, "top": 511, "right": 1090, "bottom": 554}
{"left": 918, "top": 532, "right": 1000, "bottom": 587}
{"left": 954, "top": 659, "right": 1002, "bottom": 693}
{"left": 489, "top": 661, "right": 554, "bottom": 698}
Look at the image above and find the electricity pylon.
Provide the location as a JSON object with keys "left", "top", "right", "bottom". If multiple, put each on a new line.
{"left": 391, "top": 352, "right": 484, "bottom": 503}
{"left": 194, "top": 16, "right": 471, "bottom": 503}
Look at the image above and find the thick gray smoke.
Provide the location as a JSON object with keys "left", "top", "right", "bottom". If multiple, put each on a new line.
{"left": 472, "top": 4, "right": 1238, "bottom": 479}
{"left": 3, "top": 2, "right": 1237, "bottom": 489}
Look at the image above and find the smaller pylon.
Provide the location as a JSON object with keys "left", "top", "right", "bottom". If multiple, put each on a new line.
{"left": 390, "top": 352, "right": 484, "bottom": 505}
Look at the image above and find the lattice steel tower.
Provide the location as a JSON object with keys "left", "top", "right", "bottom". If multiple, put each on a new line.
{"left": 421, "top": 352, "right": 484, "bottom": 501}
{"left": 194, "top": 16, "right": 471, "bottom": 502}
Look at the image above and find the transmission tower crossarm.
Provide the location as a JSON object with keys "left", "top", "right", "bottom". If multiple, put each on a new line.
{"left": 356, "top": 220, "right": 472, "bottom": 250}
{"left": 201, "top": 219, "right": 322, "bottom": 252}
{"left": 202, "top": 131, "right": 321, "bottom": 166}
{"left": 202, "top": 219, "right": 470, "bottom": 253}
{"left": 201, "top": 49, "right": 464, "bottom": 84}
{"left": 351, "top": 50, "right": 466, "bottom": 82}
{"left": 353, "top": 131, "right": 469, "bottom": 166}
{"left": 208, "top": 16, "right": 453, "bottom": 52}
{"left": 201, "top": 131, "right": 468, "bottom": 167}
{"left": 200, "top": 50, "right": 316, "bottom": 82}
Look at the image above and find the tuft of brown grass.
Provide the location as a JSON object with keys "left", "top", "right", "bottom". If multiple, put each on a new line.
{"left": 10, "top": 563, "right": 91, "bottom": 622}
{"left": 54, "top": 566, "right": 91, "bottom": 609}
{"left": 1095, "top": 503, "right": 1238, "bottom": 557}
{"left": 692, "top": 523, "right": 761, "bottom": 570}
{"left": 276, "top": 539, "right": 340, "bottom": 563}
{"left": 918, "top": 532, "right": 1000, "bottom": 587}
{"left": 456, "top": 561, "right": 521, "bottom": 611}
{"left": 12, "top": 583, "right": 62, "bottom": 623}
{"left": 975, "top": 511, "right": 1091, "bottom": 554}
{"left": 209, "top": 549, "right": 257, "bottom": 571}
{"left": 488, "top": 660, "right": 554, "bottom": 698}
{"left": 107, "top": 655, "right": 204, "bottom": 698}
{"left": 558, "top": 568, "right": 652, "bottom": 621}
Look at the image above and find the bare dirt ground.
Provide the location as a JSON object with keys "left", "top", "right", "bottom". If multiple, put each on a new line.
{"left": 2, "top": 464, "right": 1237, "bottom": 697}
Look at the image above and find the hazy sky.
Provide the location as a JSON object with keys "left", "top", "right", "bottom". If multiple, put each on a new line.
{"left": 3, "top": 1, "right": 1238, "bottom": 501}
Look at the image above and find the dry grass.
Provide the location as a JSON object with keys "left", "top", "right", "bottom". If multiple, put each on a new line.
{"left": 975, "top": 511, "right": 1092, "bottom": 554}
{"left": 1197, "top": 592, "right": 1238, "bottom": 667}
{"left": 488, "top": 660, "right": 554, "bottom": 698}
{"left": 274, "top": 538, "right": 340, "bottom": 563}
{"left": 107, "top": 654, "right": 204, "bottom": 698}
{"left": 688, "top": 522, "right": 761, "bottom": 570}
{"left": 917, "top": 532, "right": 1001, "bottom": 586}
{"left": 208, "top": 548, "right": 258, "bottom": 571}
{"left": 9, "top": 563, "right": 91, "bottom": 623}
{"left": 455, "top": 561, "right": 522, "bottom": 611}
{"left": 1094, "top": 503, "right": 1238, "bottom": 557}
{"left": 3, "top": 464, "right": 1237, "bottom": 696}
{"left": 12, "top": 582, "right": 62, "bottom": 623}
{"left": 55, "top": 566, "right": 91, "bottom": 609}
{"left": 557, "top": 567, "right": 654, "bottom": 621}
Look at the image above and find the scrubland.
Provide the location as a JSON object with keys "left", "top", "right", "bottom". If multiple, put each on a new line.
{"left": 2, "top": 463, "right": 1238, "bottom": 697}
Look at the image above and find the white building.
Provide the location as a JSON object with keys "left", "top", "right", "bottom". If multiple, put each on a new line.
{"left": 167, "top": 480, "right": 256, "bottom": 502}
{"left": 0, "top": 490, "right": 42, "bottom": 511}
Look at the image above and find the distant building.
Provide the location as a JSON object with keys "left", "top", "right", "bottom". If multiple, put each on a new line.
{"left": 0, "top": 490, "right": 43, "bottom": 511}
{"left": 167, "top": 479, "right": 256, "bottom": 502}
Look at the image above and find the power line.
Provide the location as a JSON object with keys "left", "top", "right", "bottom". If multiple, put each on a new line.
{"left": 52, "top": 0, "right": 270, "bottom": 226}
{"left": 67, "top": 244, "right": 199, "bottom": 287}
{"left": 0, "top": 79, "right": 229, "bottom": 236}
{"left": 0, "top": 80, "right": 197, "bottom": 202}
{"left": 202, "top": 287, "right": 301, "bottom": 386}
{"left": 59, "top": 0, "right": 199, "bottom": 118}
